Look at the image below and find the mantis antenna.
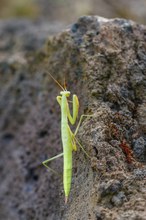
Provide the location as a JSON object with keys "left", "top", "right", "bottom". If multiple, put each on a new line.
{"left": 47, "top": 71, "right": 65, "bottom": 91}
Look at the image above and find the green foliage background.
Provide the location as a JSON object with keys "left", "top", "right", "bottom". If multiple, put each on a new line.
{"left": 0, "top": 0, "right": 146, "bottom": 24}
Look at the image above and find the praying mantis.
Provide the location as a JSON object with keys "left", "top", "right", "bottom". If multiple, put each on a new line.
{"left": 42, "top": 73, "right": 91, "bottom": 203}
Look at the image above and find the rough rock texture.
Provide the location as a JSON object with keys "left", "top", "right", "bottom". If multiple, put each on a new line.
{"left": 0, "top": 16, "right": 146, "bottom": 220}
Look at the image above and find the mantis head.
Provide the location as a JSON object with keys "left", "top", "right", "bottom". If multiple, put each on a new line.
{"left": 60, "top": 91, "right": 70, "bottom": 97}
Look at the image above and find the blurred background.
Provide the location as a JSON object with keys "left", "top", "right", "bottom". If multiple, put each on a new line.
{"left": 0, "top": 0, "right": 146, "bottom": 24}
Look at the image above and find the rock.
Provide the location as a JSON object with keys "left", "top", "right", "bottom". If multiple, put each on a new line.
{"left": 0, "top": 16, "right": 146, "bottom": 220}
{"left": 111, "top": 191, "right": 127, "bottom": 206}
{"left": 133, "top": 137, "right": 146, "bottom": 162}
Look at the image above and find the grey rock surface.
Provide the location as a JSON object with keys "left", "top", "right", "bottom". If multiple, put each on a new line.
{"left": 0, "top": 16, "right": 146, "bottom": 220}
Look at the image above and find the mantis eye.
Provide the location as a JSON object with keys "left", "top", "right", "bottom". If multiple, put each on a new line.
{"left": 60, "top": 91, "right": 70, "bottom": 97}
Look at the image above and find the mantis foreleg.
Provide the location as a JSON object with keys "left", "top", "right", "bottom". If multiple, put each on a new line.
{"left": 57, "top": 94, "right": 79, "bottom": 126}
{"left": 67, "top": 95, "right": 79, "bottom": 125}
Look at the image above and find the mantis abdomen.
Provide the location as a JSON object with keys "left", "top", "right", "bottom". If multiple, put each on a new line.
{"left": 63, "top": 145, "right": 72, "bottom": 202}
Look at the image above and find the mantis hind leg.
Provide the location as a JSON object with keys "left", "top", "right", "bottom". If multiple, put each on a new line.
{"left": 67, "top": 125, "right": 77, "bottom": 151}
{"left": 42, "top": 152, "right": 64, "bottom": 176}
{"left": 74, "top": 136, "right": 91, "bottom": 158}
{"left": 68, "top": 124, "right": 91, "bottom": 158}
{"left": 73, "top": 114, "right": 92, "bottom": 157}
{"left": 72, "top": 133, "right": 91, "bottom": 158}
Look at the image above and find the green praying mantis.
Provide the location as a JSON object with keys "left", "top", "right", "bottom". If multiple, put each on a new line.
{"left": 42, "top": 73, "right": 91, "bottom": 203}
